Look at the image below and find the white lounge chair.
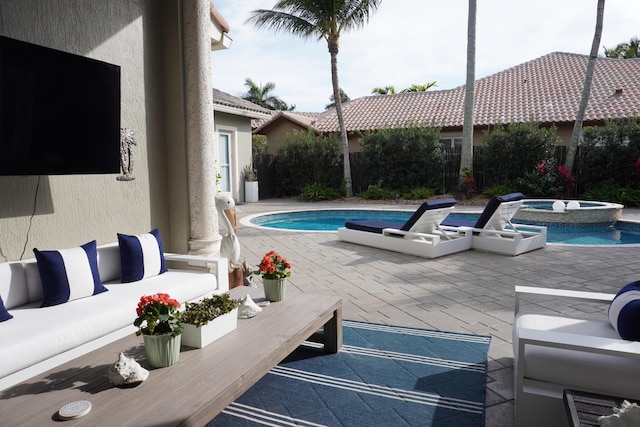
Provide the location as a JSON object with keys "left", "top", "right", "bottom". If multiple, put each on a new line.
{"left": 513, "top": 285, "right": 640, "bottom": 427}
{"left": 441, "top": 193, "right": 547, "bottom": 256}
{"left": 337, "top": 199, "right": 472, "bottom": 259}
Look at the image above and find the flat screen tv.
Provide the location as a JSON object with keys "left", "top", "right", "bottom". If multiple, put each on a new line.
{"left": 0, "top": 35, "right": 121, "bottom": 176}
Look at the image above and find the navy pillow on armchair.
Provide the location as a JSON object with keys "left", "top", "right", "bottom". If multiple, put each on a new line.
{"left": 609, "top": 280, "right": 640, "bottom": 341}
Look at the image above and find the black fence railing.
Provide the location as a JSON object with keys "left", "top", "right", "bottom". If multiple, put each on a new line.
{"left": 254, "top": 146, "right": 574, "bottom": 198}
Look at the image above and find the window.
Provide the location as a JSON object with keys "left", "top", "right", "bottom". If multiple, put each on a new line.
{"left": 218, "top": 133, "right": 231, "bottom": 193}
{"left": 439, "top": 137, "right": 463, "bottom": 149}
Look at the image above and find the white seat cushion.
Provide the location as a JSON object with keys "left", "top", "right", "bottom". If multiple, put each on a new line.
{"left": 0, "top": 269, "right": 216, "bottom": 379}
{"left": 514, "top": 313, "right": 640, "bottom": 399}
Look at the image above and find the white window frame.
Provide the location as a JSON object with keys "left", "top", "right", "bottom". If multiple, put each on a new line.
{"left": 216, "top": 126, "right": 239, "bottom": 200}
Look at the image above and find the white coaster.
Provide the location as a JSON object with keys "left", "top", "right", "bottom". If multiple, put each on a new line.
{"left": 58, "top": 400, "right": 91, "bottom": 420}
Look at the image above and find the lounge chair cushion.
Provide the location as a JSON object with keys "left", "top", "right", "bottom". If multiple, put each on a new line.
{"left": 609, "top": 281, "right": 640, "bottom": 340}
{"left": 344, "top": 198, "right": 456, "bottom": 234}
{"left": 400, "top": 198, "right": 456, "bottom": 231}
{"left": 474, "top": 192, "right": 524, "bottom": 228}
{"left": 33, "top": 240, "right": 108, "bottom": 307}
{"left": 344, "top": 220, "right": 405, "bottom": 234}
{"left": 118, "top": 228, "right": 168, "bottom": 283}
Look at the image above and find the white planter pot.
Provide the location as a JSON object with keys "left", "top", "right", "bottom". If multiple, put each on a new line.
{"left": 181, "top": 308, "right": 238, "bottom": 349}
{"left": 245, "top": 181, "right": 259, "bottom": 203}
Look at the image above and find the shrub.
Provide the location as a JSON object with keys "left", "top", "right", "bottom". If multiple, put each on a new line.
{"left": 481, "top": 184, "right": 520, "bottom": 197}
{"left": 300, "top": 183, "right": 343, "bottom": 201}
{"left": 402, "top": 187, "right": 436, "bottom": 200}
{"left": 359, "top": 123, "right": 444, "bottom": 193}
{"left": 482, "top": 121, "right": 559, "bottom": 187}
{"left": 361, "top": 182, "right": 396, "bottom": 200}
{"left": 517, "top": 160, "right": 575, "bottom": 198}
{"left": 276, "top": 129, "right": 342, "bottom": 196}
{"left": 252, "top": 134, "right": 268, "bottom": 156}
{"left": 582, "top": 185, "right": 640, "bottom": 207}
{"left": 580, "top": 116, "right": 640, "bottom": 189}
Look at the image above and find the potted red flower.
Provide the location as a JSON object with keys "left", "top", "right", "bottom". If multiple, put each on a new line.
{"left": 134, "top": 293, "right": 183, "bottom": 368}
{"left": 255, "top": 250, "right": 291, "bottom": 301}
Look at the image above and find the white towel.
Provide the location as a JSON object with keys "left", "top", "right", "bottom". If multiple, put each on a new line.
{"left": 599, "top": 401, "right": 640, "bottom": 427}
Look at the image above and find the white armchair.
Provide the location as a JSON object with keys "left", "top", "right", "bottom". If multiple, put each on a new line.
{"left": 513, "top": 286, "right": 640, "bottom": 427}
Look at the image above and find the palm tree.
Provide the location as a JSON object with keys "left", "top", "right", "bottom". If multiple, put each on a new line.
{"left": 604, "top": 37, "right": 640, "bottom": 58}
{"left": 400, "top": 82, "right": 437, "bottom": 93}
{"left": 246, "top": 0, "right": 382, "bottom": 197}
{"left": 459, "top": 0, "right": 476, "bottom": 186}
{"left": 371, "top": 85, "right": 396, "bottom": 95}
{"left": 566, "top": 0, "right": 605, "bottom": 173}
{"left": 242, "top": 78, "right": 295, "bottom": 111}
{"left": 325, "top": 88, "right": 350, "bottom": 110}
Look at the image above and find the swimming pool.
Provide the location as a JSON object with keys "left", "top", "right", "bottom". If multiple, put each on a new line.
{"left": 242, "top": 209, "right": 640, "bottom": 246}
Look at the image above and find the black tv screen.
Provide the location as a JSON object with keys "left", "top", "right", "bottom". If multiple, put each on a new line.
{"left": 0, "top": 35, "right": 121, "bottom": 175}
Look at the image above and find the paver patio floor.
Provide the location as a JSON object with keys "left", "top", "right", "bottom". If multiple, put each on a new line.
{"left": 233, "top": 199, "right": 640, "bottom": 427}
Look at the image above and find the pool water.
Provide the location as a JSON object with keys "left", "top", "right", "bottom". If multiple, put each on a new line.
{"left": 247, "top": 209, "right": 640, "bottom": 245}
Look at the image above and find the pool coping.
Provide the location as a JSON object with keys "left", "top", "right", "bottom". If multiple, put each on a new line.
{"left": 239, "top": 208, "right": 640, "bottom": 247}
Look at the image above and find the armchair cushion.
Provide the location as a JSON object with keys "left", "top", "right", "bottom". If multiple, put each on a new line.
{"left": 609, "top": 281, "right": 640, "bottom": 340}
{"left": 33, "top": 240, "right": 108, "bottom": 307}
{"left": 515, "top": 313, "right": 640, "bottom": 400}
{"left": 118, "top": 229, "right": 167, "bottom": 283}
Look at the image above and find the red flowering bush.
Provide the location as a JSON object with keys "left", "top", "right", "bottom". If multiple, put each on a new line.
{"left": 134, "top": 293, "right": 182, "bottom": 337}
{"left": 255, "top": 250, "right": 292, "bottom": 280}
{"left": 518, "top": 161, "right": 575, "bottom": 198}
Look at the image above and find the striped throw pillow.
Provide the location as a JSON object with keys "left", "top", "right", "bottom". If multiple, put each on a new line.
{"left": 33, "top": 240, "right": 108, "bottom": 307}
{"left": 0, "top": 296, "right": 12, "bottom": 322}
{"left": 117, "top": 228, "right": 167, "bottom": 283}
{"left": 609, "top": 281, "right": 640, "bottom": 341}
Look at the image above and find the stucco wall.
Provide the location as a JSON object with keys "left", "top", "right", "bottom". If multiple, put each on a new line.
{"left": 0, "top": 0, "right": 185, "bottom": 261}
{"left": 214, "top": 111, "right": 253, "bottom": 203}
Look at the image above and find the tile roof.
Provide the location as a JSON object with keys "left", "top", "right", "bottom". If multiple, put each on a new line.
{"left": 253, "top": 111, "right": 321, "bottom": 132}
{"left": 307, "top": 52, "right": 640, "bottom": 133}
{"left": 212, "top": 88, "right": 272, "bottom": 117}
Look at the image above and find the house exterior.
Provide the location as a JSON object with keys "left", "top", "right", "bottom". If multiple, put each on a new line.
{"left": 0, "top": 0, "right": 230, "bottom": 261}
{"left": 254, "top": 52, "right": 640, "bottom": 153}
{"left": 212, "top": 88, "right": 271, "bottom": 203}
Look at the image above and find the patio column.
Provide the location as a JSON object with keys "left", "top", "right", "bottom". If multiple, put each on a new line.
{"left": 182, "top": 0, "right": 221, "bottom": 256}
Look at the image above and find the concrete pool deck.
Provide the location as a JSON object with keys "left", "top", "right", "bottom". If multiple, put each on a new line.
{"left": 233, "top": 199, "right": 640, "bottom": 427}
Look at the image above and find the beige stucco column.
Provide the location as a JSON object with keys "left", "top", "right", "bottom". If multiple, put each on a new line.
{"left": 182, "top": 0, "right": 220, "bottom": 256}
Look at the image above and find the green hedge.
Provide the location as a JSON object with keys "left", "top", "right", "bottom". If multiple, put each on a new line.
{"left": 359, "top": 124, "right": 443, "bottom": 193}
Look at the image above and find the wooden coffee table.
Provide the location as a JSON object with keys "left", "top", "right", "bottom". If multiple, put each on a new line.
{"left": 0, "top": 286, "right": 342, "bottom": 426}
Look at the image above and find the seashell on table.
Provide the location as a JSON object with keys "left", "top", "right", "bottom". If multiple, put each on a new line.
{"left": 107, "top": 352, "right": 149, "bottom": 386}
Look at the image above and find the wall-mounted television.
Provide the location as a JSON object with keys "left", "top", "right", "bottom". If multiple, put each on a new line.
{"left": 0, "top": 35, "right": 121, "bottom": 176}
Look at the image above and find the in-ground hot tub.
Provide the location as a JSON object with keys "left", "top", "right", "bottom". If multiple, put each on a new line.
{"left": 514, "top": 199, "right": 624, "bottom": 224}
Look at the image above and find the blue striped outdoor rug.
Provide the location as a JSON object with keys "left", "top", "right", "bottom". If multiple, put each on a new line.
{"left": 207, "top": 320, "right": 491, "bottom": 426}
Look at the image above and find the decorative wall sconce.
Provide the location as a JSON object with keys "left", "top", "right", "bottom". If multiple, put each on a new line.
{"left": 117, "top": 128, "right": 137, "bottom": 181}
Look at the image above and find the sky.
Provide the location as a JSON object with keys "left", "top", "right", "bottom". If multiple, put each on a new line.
{"left": 212, "top": 0, "right": 640, "bottom": 112}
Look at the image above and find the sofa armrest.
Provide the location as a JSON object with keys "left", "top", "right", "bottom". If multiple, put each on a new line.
{"left": 517, "top": 327, "right": 640, "bottom": 360}
{"left": 164, "top": 253, "right": 229, "bottom": 293}
{"left": 514, "top": 285, "right": 615, "bottom": 315}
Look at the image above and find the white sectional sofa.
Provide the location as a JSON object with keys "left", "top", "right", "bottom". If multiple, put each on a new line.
{"left": 0, "top": 241, "right": 228, "bottom": 391}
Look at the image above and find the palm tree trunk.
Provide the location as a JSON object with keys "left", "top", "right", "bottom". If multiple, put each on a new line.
{"left": 329, "top": 38, "right": 353, "bottom": 197}
{"left": 566, "top": 0, "right": 605, "bottom": 173}
{"left": 459, "top": 0, "right": 476, "bottom": 187}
